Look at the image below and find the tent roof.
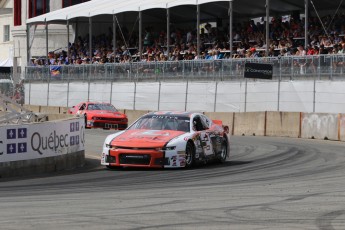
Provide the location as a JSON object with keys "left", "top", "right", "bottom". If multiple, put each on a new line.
{"left": 26, "top": 0, "right": 344, "bottom": 24}
{"left": 0, "top": 58, "right": 13, "bottom": 67}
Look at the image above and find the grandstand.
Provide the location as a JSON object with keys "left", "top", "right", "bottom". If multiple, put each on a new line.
{"left": 25, "top": 0, "right": 345, "bottom": 65}
{"left": 20, "top": 0, "right": 345, "bottom": 114}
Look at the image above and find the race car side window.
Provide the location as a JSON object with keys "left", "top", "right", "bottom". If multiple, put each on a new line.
{"left": 200, "top": 115, "right": 210, "bottom": 129}
{"left": 193, "top": 116, "right": 206, "bottom": 131}
{"left": 79, "top": 103, "right": 86, "bottom": 110}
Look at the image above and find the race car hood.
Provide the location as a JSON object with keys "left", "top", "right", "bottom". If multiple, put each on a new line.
{"left": 111, "top": 130, "right": 185, "bottom": 148}
{"left": 89, "top": 110, "right": 126, "bottom": 117}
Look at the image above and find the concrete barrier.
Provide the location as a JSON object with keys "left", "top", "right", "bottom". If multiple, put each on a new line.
{"left": 339, "top": 114, "right": 345, "bottom": 141}
{"left": 301, "top": 113, "right": 339, "bottom": 140}
{"left": 266, "top": 112, "right": 301, "bottom": 138}
{"left": 0, "top": 151, "right": 84, "bottom": 178}
{"left": 40, "top": 106, "right": 60, "bottom": 114}
{"left": 204, "top": 112, "right": 234, "bottom": 134}
{"left": 124, "top": 110, "right": 150, "bottom": 125}
{"left": 23, "top": 104, "right": 41, "bottom": 113}
{"left": 47, "top": 114, "right": 74, "bottom": 121}
{"left": 233, "top": 112, "right": 266, "bottom": 136}
{"left": 60, "top": 106, "right": 69, "bottom": 114}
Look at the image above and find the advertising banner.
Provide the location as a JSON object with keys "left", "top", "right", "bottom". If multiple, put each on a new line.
{"left": 244, "top": 63, "right": 273, "bottom": 79}
{"left": 0, "top": 117, "right": 85, "bottom": 163}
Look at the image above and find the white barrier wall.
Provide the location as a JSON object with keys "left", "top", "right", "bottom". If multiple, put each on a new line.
{"left": 25, "top": 81, "right": 345, "bottom": 113}
{"left": 110, "top": 82, "right": 135, "bottom": 109}
{"left": 279, "top": 81, "right": 315, "bottom": 112}
{"left": 48, "top": 83, "right": 69, "bottom": 106}
{"left": 135, "top": 82, "right": 160, "bottom": 110}
{"left": 316, "top": 81, "right": 345, "bottom": 114}
{"left": 187, "top": 82, "right": 216, "bottom": 111}
{"left": 216, "top": 82, "right": 244, "bottom": 112}
{"left": 246, "top": 81, "right": 279, "bottom": 112}
{"left": 27, "top": 83, "right": 49, "bottom": 105}
{"left": 0, "top": 117, "right": 85, "bottom": 163}
{"left": 89, "top": 82, "right": 112, "bottom": 103}
{"left": 159, "top": 82, "right": 188, "bottom": 111}
{"left": 67, "top": 82, "right": 89, "bottom": 107}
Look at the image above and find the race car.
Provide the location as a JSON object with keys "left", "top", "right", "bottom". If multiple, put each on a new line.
{"left": 101, "top": 111, "right": 230, "bottom": 168}
{"left": 68, "top": 101, "right": 128, "bottom": 130}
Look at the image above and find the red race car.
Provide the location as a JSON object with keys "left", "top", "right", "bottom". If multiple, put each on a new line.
{"left": 101, "top": 111, "right": 230, "bottom": 169}
{"left": 68, "top": 101, "right": 128, "bottom": 130}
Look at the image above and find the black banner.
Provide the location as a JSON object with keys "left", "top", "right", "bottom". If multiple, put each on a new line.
{"left": 244, "top": 63, "right": 273, "bottom": 80}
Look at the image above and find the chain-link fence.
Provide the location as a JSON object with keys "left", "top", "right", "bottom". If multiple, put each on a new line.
{"left": 25, "top": 55, "right": 345, "bottom": 83}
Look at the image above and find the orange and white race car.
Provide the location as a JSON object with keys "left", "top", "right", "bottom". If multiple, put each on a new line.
{"left": 68, "top": 101, "right": 128, "bottom": 130}
{"left": 101, "top": 111, "right": 230, "bottom": 168}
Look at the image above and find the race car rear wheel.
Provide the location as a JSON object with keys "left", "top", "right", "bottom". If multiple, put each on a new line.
{"left": 217, "top": 140, "right": 228, "bottom": 163}
{"left": 185, "top": 141, "right": 195, "bottom": 168}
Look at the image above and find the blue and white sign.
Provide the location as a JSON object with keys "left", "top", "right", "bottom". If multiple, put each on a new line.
{"left": 0, "top": 117, "right": 85, "bottom": 163}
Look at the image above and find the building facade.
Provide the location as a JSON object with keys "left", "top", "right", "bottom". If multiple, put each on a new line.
{"left": 0, "top": 0, "right": 13, "bottom": 63}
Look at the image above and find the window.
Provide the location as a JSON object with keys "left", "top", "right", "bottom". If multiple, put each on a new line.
{"left": 29, "top": 0, "right": 50, "bottom": 18}
{"left": 14, "top": 0, "right": 22, "bottom": 26}
{"left": 62, "top": 0, "right": 90, "bottom": 8}
{"left": 3, "top": 25, "right": 10, "bottom": 42}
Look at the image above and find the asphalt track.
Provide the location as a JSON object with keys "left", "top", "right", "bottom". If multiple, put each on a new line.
{"left": 1, "top": 129, "right": 345, "bottom": 230}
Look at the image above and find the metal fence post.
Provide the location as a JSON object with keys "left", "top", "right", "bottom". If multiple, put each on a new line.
{"left": 244, "top": 78, "right": 247, "bottom": 112}
{"left": 67, "top": 74, "right": 70, "bottom": 107}
{"left": 133, "top": 82, "right": 137, "bottom": 110}
{"left": 185, "top": 80, "right": 189, "bottom": 111}
{"left": 29, "top": 77, "right": 31, "bottom": 105}
{"left": 214, "top": 81, "right": 218, "bottom": 112}
{"left": 313, "top": 77, "right": 316, "bottom": 113}
{"left": 158, "top": 81, "right": 161, "bottom": 110}
{"left": 47, "top": 69, "right": 50, "bottom": 106}
{"left": 278, "top": 59, "right": 281, "bottom": 111}
{"left": 87, "top": 70, "right": 90, "bottom": 101}
{"left": 110, "top": 81, "right": 113, "bottom": 104}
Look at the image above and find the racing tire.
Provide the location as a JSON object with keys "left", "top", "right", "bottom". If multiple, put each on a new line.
{"left": 217, "top": 140, "right": 228, "bottom": 163}
{"left": 84, "top": 114, "right": 87, "bottom": 126}
{"left": 185, "top": 142, "right": 195, "bottom": 168}
{"left": 106, "top": 165, "right": 119, "bottom": 170}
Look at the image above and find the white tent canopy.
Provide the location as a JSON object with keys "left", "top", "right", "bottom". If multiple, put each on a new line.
{"left": 26, "top": 0, "right": 230, "bottom": 24}
{"left": 26, "top": 0, "right": 343, "bottom": 25}
{"left": 0, "top": 58, "right": 13, "bottom": 67}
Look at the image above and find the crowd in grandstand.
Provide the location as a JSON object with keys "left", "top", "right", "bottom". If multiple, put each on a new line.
{"left": 30, "top": 14, "right": 345, "bottom": 66}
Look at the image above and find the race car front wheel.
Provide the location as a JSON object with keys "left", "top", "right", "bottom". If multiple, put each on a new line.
{"left": 185, "top": 142, "right": 195, "bottom": 168}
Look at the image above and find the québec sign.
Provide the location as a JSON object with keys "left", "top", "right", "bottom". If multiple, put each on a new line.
{"left": 0, "top": 118, "right": 85, "bottom": 163}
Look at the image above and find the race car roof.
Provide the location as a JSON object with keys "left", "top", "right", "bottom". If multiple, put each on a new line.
{"left": 26, "top": 0, "right": 341, "bottom": 24}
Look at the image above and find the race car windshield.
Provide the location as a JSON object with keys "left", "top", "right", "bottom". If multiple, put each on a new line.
{"left": 129, "top": 115, "right": 190, "bottom": 132}
{"left": 87, "top": 103, "right": 117, "bottom": 111}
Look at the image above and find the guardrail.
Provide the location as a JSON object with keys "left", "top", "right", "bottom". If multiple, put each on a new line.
{"left": 25, "top": 55, "right": 345, "bottom": 82}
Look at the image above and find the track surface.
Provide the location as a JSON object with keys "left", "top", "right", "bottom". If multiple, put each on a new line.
{"left": 1, "top": 129, "right": 345, "bottom": 229}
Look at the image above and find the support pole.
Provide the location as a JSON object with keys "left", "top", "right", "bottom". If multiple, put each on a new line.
{"left": 26, "top": 24, "right": 30, "bottom": 65}
{"left": 139, "top": 11, "right": 142, "bottom": 61}
{"left": 265, "top": 0, "right": 270, "bottom": 56}
{"left": 167, "top": 7, "right": 170, "bottom": 57}
{"left": 45, "top": 20, "right": 49, "bottom": 65}
{"left": 113, "top": 14, "right": 117, "bottom": 63}
{"left": 67, "top": 19, "right": 70, "bottom": 62}
{"left": 305, "top": 0, "right": 309, "bottom": 49}
{"left": 89, "top": 17, "right": 92, "bottom": 60}
{"left": 196, "top": 4, "right": 200, "bottom": 59}
{"left": 229, "top": 0, "right": 233, "bottom": 57}
{"left": 244, "top": 79, "right": 248, "bottom": 112}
